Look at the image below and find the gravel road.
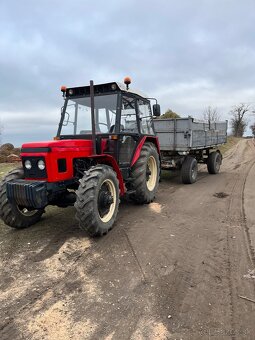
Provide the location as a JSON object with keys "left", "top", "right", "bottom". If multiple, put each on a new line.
{"left": 0, "top": 139, "right": 255, "bottom": 340}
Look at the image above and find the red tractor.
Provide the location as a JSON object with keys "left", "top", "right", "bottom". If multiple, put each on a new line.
{"left": 0, "top": 78, "right": 161, "bottom": 236}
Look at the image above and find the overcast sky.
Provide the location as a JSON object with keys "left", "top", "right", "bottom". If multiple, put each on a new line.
{"left": 1, "top": 0, "right": 255, "bottom": 146}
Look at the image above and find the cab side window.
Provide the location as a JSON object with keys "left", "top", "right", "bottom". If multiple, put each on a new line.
{"left": 138, "top": 99, "right": 154, "bottom": 135}
{"left": 120, "top": 96, "right": 138, "bottom": 133}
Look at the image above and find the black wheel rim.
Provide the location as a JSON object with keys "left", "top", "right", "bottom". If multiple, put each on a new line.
{"left": 97, "top": 179, "right": 116, "bottom": 222}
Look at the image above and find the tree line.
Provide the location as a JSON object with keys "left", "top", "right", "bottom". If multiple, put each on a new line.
{"left": 159, "top": 104, "right": 255, "bottom": 137}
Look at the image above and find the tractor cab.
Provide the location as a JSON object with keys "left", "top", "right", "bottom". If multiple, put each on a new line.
{"left": 58, "top": 79, "right": 160, "bottom": 176}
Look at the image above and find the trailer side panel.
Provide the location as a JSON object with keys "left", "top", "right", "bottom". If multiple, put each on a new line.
{"left": 153, "top": 117, "right": 228, "bottom": 151}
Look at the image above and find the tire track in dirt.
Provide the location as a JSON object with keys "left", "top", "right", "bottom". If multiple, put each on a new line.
{"left": 223, "top": 139, "right": 255, "bottom": 340}
{"left": 242, "top": 140, "right": 255, "bottom": 264}
{"left": 154, "top": 186, "right": 233, "bottom": 338}
{"left": 150, "top": 139, "right": 255, "bottom": 339}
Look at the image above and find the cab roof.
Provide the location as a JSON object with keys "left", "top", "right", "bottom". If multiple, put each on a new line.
{"left": 65, "top": 82, "right": 147, "bottom": 99}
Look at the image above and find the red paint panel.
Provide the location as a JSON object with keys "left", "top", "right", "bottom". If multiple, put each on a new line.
{"left": 21, "top": 139, "right": 125, "bottom": 194}
{"left": 93, "top": 155, "right": 125, "bottom": 195}
{"left": 22, "top": 139, "right": 94, "bottom": 149}
{"left": 21, "top": 139, "right": 94, "bottom": 182}
{"left": 131, "top": 136, "right": 160, "bottom": 167}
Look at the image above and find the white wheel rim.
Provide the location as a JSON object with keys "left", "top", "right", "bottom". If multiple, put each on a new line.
{"left": 98, "top": 179, "right": 116, "bottom": 223}
{"left": 146, "top": 156, "right": 157, "bottom": 191}
{"left": 17, "top": 206, "right": 38, "bottom": 216}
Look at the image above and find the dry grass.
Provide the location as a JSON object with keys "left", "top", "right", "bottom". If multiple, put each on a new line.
{"left": 219, "top": 136, "right": 242, "bottom": 154}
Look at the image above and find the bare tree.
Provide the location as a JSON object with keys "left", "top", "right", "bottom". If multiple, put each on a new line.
{"left": 230, "top": 103, "right": 250, "bottom": 137}
{"left": 203, "top": 106, "right": 220, "bottom": 123}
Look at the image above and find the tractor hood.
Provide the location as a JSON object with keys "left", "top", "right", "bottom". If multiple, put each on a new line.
{"left": 20, "top": 139, "right": 95, "bottom": 182}
{"left": 21, "top": 139, "right": 94, "bottom": 153}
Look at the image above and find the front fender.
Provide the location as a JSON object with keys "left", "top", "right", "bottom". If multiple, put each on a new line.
{"left": 92, "top": 154, "right": 125, "bottom": 195}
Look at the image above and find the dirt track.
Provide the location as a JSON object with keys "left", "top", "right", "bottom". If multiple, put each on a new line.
{"left": 0, "top": 139, "right": 255, "bottom": 340}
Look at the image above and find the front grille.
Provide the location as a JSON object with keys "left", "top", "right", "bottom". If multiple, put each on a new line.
{"left": 22, "top": 157, "right": 47, "bottom": 179}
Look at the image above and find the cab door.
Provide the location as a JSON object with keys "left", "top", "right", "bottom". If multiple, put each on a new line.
{"left": 117, "top": 94, "right": 140, "bottom": 167}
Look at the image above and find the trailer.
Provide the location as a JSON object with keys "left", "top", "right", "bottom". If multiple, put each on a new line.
{"left": 153, "top": 117, "right": 228, "bottom": 184}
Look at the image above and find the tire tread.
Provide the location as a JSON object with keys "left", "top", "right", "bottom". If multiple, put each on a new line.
{"left": 128, "top": 142, "right": 160, "bottom": 204}
{"left": 0, "top": 167, "right": 43, "bottom": 228}
{"left": 75, "top": 165, "right": 119, "bottom": 236}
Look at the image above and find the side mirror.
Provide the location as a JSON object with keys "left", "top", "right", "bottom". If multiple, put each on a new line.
{"left": 153, "top": 104, "right": 161, "bottom": 117}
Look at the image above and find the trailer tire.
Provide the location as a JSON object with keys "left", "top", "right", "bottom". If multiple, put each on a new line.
{"left": 207, "top": 151, "right": 222, "bottom": 174}
{"left": 75, "top": 165, "right": 119, "bottom": 237}
{"left": 0, "top": 168, "right": 44, "bottom": 228}
{"left": 181, "top": 156, "right": 198, "bottom": 184}
{"left": 129, "top": 142, "right": 160, "bottom": 204}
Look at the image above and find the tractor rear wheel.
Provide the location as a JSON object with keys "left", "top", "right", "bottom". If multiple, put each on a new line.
{"left": 207, "top": 151, "right": 222, "bottom": 174}
{"left": 75, "top": 165, "right": 119, "bottom": 236}
{"left": 129, "top": 142, "right": 160, "bottom": 204}
{"left": 0, "top": 168, "right": 44, "bottom": 228}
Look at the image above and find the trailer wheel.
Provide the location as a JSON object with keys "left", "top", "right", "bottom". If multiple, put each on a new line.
{"left": 75, "top": 165, "right": 119, "bottom": 236}
{"left": 181, "top": 156, "right": 198, "bottom": 184}
{"left": 129, "top": 142, "right": 160, "bottom": 204}
{"left": 207, "top": 151, "right": 222, "bottom": 174}
{"left": 0, "top": 168, "right": 44, "bottom": 228}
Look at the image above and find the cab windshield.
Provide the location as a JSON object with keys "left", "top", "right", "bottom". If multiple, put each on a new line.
{"left": 60, "top": 94, "right": 118, "bottom": 135}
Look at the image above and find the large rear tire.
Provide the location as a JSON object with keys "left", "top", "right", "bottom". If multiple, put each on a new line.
{"left": 0, "top": 168, "right": 44, "bottom": 228}
{"left": 129, "top": 142, "right": 160, "bottom": 204}
{"left": 75, "top": 165, "right": 120, "bottom": 237}
{"left": 207, "top": 151, "right": 222, "bottom": 174}
{"left": 181, "top": 156, "right": 198, "bottom": 184}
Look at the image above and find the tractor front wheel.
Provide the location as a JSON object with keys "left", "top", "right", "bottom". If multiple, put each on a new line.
{"left": 0, "top": 168, "right": 44, "bottom": 228}
{"left": 129, "top": 142, "right": 160, "bottom": 204}
{"left": 75, "top": 165, "right": 120, "bottom": 236}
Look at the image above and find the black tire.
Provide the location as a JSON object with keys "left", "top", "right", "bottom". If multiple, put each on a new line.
{"left": 181, "top": 156, "right": 198, "bottom": 184}
{"left": 129, "top": 142, "right": 160, "bottom": 204}
{"left": 0, "top": 168, "right": 44, "bottom": 228}
{"left": 207, "top": 151, "right": 222, "bottom": 174}
{"left": 75, "top": 165, "right": 120, "bottom": 237}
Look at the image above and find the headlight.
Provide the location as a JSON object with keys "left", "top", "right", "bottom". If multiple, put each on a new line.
{"left": 24, "top": 160, "right": 32, "bottom": 170}
{"left": 38, "top": 160, "right": 45, "bottom": 170}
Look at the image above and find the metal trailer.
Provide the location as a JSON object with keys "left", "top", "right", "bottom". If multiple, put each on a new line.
{"left": 153, "top": 117, "right": 228, "bottom": 184}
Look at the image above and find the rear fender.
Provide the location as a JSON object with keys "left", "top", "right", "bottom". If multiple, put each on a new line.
{"left": 92, "top": 154, "right": 125, "bottom": 195}
{"left": 131, "top": 136, "right": 160, "bottom": 167}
